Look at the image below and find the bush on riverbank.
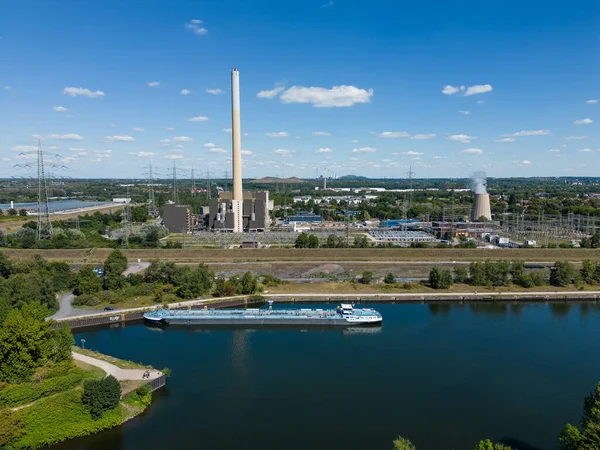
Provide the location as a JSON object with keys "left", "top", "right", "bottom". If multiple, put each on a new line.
{"left": 82, "top": 375, "right": 121, "bottom": 420}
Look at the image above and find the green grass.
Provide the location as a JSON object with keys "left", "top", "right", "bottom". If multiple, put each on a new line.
{"left": 11, "top": 389, "right": 124, "bottom": 449}
{"left": 73, "top": 347, "right": 152, "bottom": 370}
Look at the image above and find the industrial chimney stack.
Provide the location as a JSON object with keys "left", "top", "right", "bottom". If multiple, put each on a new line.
{"left": 231, "top": 68, "right": 243, "bottom": 232}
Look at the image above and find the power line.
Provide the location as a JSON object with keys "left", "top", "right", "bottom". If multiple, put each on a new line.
{"left": 36, "top": 140, "right": 52, "bottom": 240}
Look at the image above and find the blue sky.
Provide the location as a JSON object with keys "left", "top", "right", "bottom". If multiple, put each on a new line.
{"left": 1, "top": 0, "right": 599, "bottom": 179}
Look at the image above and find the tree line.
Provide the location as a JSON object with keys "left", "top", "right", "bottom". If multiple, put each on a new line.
{"left": 428, "top": 260, "right": 598, "bottom": 289}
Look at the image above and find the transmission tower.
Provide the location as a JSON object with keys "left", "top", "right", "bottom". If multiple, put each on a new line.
{"left": 407, "top": 165, "right": 415, "bottom": 208}
{"left": 206, "top": 170, "right": 211, "bottom": 200}
{"left": 191, "top": 165, "right": 196, "bottom": 199}
{"left": 36, "top": 140, "right": 52, "bottom": 240}
{"left": 121, "top": 186, "right": 132, "bottom": 247}
{"left": 146, "top": 161, "right": 158, "bottom": 218}
{"left": 172, "top": 161, "right": 179, "bottom": 204}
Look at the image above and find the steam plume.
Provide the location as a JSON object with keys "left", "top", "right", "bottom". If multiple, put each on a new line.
{"left": 471, "top": 171, "right": 487, "bottom": 194}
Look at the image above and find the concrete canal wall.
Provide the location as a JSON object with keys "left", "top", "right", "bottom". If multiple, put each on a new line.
{"left": 52, "top": 291, "right": 600, "bottom": 330}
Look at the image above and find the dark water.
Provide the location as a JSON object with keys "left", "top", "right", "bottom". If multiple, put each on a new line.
{"left": 57, "top": 303, "right": 600, "bottom": 450}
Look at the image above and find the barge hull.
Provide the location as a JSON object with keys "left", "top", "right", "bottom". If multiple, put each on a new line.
{"left": 164, "top": 317, "right": 362, "bottom": 326}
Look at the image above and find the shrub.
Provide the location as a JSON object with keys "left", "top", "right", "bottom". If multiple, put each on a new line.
{"left": 428, "top": 267, "right": 453, "bottom": 289}
{"left": 135, "top": 384, "right": 150, "bottom": 397}
{"left": 0, "top": 409, "right": 24, "bottom": 447}
{"left": 247, "top": 294, "right": 265, "bottom": 303}
{"left": 260, "top": 274, "right": 281, "bottom": 287}
{"left": 361, "top": 270, "right": 374, "bottom": 284}
{"left": 72, "top": 294, "right": 101, "bottom": 307}
{"left": 453, "top": 266, "right": 469, "bottom": 283}
{"left": 81, "top": 375, "right": 121, "bottom": 420}
{"left": 384, "top": 273, "right": 396, "bottom": 284}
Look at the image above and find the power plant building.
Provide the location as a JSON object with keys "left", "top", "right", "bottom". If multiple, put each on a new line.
{"left": 163, "top": 203, "right": 192, "bottom": 233}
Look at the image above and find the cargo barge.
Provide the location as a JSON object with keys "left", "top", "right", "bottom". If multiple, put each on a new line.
{"left": 143, "top": 303, "right": 382, "bottom": 326}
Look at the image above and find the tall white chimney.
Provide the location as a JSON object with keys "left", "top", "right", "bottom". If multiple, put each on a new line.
{"left": 231, "top": 68, "right": 242, "bottom": 202}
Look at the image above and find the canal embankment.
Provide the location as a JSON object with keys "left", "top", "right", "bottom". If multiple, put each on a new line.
{"left": 52, "top": 290, "right": 600, "bottom": 330}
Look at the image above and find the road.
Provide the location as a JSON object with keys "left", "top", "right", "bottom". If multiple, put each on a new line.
{"left": 72, "top": 351, "right": 162, "bottom": 381}
{"left": 48, "top": 293, "right": 103, "bottom": 320}
{"left": 123, "top": 261, "right": 150, "bottom": 276}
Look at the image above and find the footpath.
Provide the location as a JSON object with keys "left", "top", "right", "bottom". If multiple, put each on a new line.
{"left": 72, "top": 351, "right": 162, "bottom": 381}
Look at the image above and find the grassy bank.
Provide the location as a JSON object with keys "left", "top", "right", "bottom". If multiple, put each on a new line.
{"left": 73, "top": 347, "right": 153, "bottom": 370}
{"left": 2, "top": 247, "right": 600, "bottom": 264}
{"left": 0, "top": 351, "right": 156, "bottom": 449}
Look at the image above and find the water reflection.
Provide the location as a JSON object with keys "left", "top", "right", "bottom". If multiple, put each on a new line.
{"left": 550, "top": 303, "right": 571, "bottom": 318}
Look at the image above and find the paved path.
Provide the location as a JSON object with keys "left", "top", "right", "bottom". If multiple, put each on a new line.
{"left": 72, "top": 351, "right": 162, "bottom": 381}
{"left": 123, "top": 261, "right": 150, "bottom": 276}
{"left": 48, "top": 293, "right": 103, "bottom": 320}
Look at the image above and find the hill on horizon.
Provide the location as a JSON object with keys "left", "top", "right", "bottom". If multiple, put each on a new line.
{"left": 249, "top": 176, "right": 305, "bottom": 184}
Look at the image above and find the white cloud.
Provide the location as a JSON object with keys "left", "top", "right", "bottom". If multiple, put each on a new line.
{"left": 53, "top": 106, "right": 68, "bottom": 112}
{"left": 432, "top": 156, "right": 443, "bottom": 160}
{"left": 316, "top": 148, "right": 332, "bottom": 153}
{"left": 274, "top": 149, "right": 295, "bottom": 156}
{"left": 322, "top": 0, "right": 334, "bottom": 6}
{"left": 586, "top": 99, "right": 598, "bottom": 104}
{"left": 131, "top": 151, "right": 155, "bottom": 157}
{"left": 353, "top": 147, "right": 376, "bottom": 153}
{"left": 173, "top": 136, "right": 194, "bottom": 142}
{"left": 312, "top": 131, "right": 331, "bottom": 136}
{"left": 47, "top": 133, "right": 84, "bottom": 140}
{"left": 502, "top": 130, "right": 550, "bottom": 137}
{"left": 464, "top": 84, "right": 493, "bottom": 96}
{"left": 393, "top": 151, "right": 423, "bottom": 156}
{"left": 147, "top": 82, "right": 160, "bottom": 87}
{"left": 185, "top": 19, "right": 208, "bottom": 35}
{"left": 180, "top": 89, "right": 191, "bottom": 95}
{"left": 3, "top": 86, "right": 10, "bottom": 91}
{"left": 495, "top": 137, "right": 516, "bottom": 143}
{"left": 133, "top": 127, "right": 145, "bottom": 132}
{"left": 203, "top": 143, "right": 215, "bottom": 148}
{"left": 579, "top": 148, "right": 593, "bottom": 152}
{"left": 208, "top": 147, "right": 227, "bottom": 153}
{"left": 61, "top": 156, "right": 76, "bottom": 163}
{"left": 442, "top": 85, "right": 461, "bottom": 95}
{"left": 378, "top": 131, "right": 410, "bottom": 138}
{"left": 241, "top": 150, "right": 253, "bottom": 156}
{"left": 68, "top": 147, "right": 85, "bottom": 152}
{"left": 165, "top": 154, "right": 184, "bottom": 159}
{"left": 166, "top": 127, "right": 175, "bottom": 131}
{"left": 93, "top": 150, "right": 112, "bottom": 159}
{"left": 458, "top": 110, "right": 471, "bottom": 115}
{"left": 160, "top": 139, "right": 172, "bottom": 144}
{"left": 566, "top": 136, "right": 587, "bottom": 140}
{"left": 351, "top": 139, "right": 358, "bottom": 143}
{"left": 448, "top": 134, "right": 476, "bottom": 143}
{"left": 206, "top": 88, "right": 223, "bottom": 95}
{"left": 223, "top": 128, "right": 232, "bottom": 133}
{"left": 410, "top": 133, "right": 436, "bottom": 140}
{"left": 574, "top": 118, "right": 593, "bottom": 125}
{"left": 188, "top": 116, "right": 209, "bottom": 122}
{"left": 257, "top": 86, "right": 285, "bottom": 99}
{"left": 11, "top": 145, "right": 37, "bottom": 152}
{"left": 62, "top": 87, "right": 105, "bottom": 98}
{"left": 547, "top": 149, "right": 560, "bottom": 153}
{"left": 46, "top": 146, "right": 59, "bottom": 150}
{"left": 105, "top": 135, "right": 135, "bottom": 142}
{"left": 279, "top": 85, "right": 373, "bottom": 107}
{"left": 477, "top": 100, "right": 486, "bottom": 104}
{"left": 521, "top": 160, "right": 532, "bottom": 165}
{"left": 266, "top": 131, "right": 289, "bottom": 138}
{"left": 460, "top": 148, "right": 484, "bottom": 154}
{"left": 175, "top": 144, "right": 184, "bottom": 149}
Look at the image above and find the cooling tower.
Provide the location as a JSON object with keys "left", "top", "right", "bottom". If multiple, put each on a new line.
{"left": 471, "top": 193, "right": 492, "bottom": 221}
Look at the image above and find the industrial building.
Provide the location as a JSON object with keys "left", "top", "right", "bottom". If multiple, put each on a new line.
{"left": 208, "top": 191, "right": 272, "bottom": 232}
{"left": 163, "top": 203, "right": 192, "bottom": 233}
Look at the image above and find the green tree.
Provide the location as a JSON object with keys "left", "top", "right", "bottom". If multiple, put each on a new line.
{"left": 0, "top": 252, "right": 13, "bottom": 278}
{"left": 4, "top": 272, "right": 57, "bottom": 311}
{"left": 73, "top": 266, "right": 102, "bottom": 296}
{"left": 0, "top": 303, "right": 52, "bottom": 383}
{"left": 49, "top": 323, "right": 75, "bottom": 362}
{"left": 580, "top": 260, "right": 596, "bottom": 284}
{"left": 240, "top": 271, "right": 257, "bottom": 295}
{"left": 453, "top": 266, "right": 469, "bottom": 283}
{"left": 550, "top": 261, "right": 575, "bottom": 287}
{"left": 559, "top": 382, "right": 600, "bottom": 449}
{"left": 0, "top": 229, "right": 6, "bottom": 247}
{"left": 103, "top": 249, "right": 128, "bottom": 276}
{"left": 326, "top": 234, "right": 340, "bottom": 248}
{"left": 429, "top": 267, "right": 453, "bottom": 289}
{"left": 474, "top": 440, "right": 513, "bottom": 450}
{"left": 591, "top": 231, "right": 600, "bottom": 249}
{"left": 7, "top": 208, "right": 17, "bottom": 216}
{"left": 384, "top": 273, "right": 396, "bottom": 284}
{"left": 49, "top": 261, "right": 74, "bottom": 292}
{"left": 18, "top": 209, "right": 27, "bottom": 217}
{"left": 130, "top": 206, "right": 149, "bottom": 223}
{"left": 361, "top": 270, "right": 373, "bottom": 284}
{"left": 393, "top": 436, "right": 416, "bottom": 450}
{"left": 81, "top": 375, "right": 121, "bottom": 420}
{"left": 469, "top": 262, "right": 487, "bottom": 286}
{"left": 353, "top": 235, "right": 371, "bottom": 248}
{"left": 308, "top": 234, "right": 320, "bottom": 248}
{"left": 295, "top": 233, "right": 309, "bottom": 248}
{"left": 214, "top": 277, "right": 227, "bottom": 297}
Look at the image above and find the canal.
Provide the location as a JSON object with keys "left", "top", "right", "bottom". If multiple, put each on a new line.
{"left": 56, "top": 303, "right": 600, "bottom": 450}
